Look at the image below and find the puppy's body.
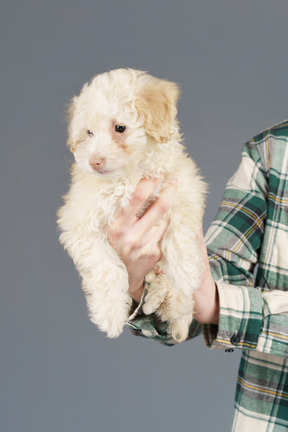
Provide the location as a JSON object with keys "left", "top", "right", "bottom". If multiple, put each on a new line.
{"left": 57, "top": 69, "right": 207, "bottom": 341}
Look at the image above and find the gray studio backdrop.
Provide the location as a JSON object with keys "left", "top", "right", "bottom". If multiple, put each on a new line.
{"left": 1, "top": 1, "right": 288, "bottom": 431}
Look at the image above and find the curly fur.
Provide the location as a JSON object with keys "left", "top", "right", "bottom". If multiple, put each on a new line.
{"left": 57, "top": 68, "right": 207, "bottom": 341}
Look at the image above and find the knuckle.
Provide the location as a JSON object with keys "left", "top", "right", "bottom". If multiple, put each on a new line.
{"left": 157, "top": 199, "right": 170, "bottom": 216}
{"left": 132, "top": 190, "right": 146, "bottom": 204}
{"left": 126, "top": 239, "right": 137, "bottom": 252}
{"left": 108, "top": 225, "right": 123, "bottom": 242}
{"left": 123, "top": 235, "right": 139, "bottom": 254}
{"left": 151, "top": 250, "right": 161, "bottom": 261}
{"left": 146, "top": 244, "right": 161, "bottom": 260}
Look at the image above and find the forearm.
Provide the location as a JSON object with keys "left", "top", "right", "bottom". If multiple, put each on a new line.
{"left": 192, "top": 233, "right": 220, "bottom": 325}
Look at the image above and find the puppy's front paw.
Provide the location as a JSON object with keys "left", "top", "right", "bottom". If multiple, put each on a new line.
{"left": 142, "top": 272, "right": 168, "bottom": 315}
{"left": 170, "top": 313, "right": 193, "bottom": 343}
{"left": 143, "top": 287, "right": 166, "bottom": 315}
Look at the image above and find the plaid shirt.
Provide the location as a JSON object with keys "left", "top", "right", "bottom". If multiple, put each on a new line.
{"left": 126, "top": 120, "right": 288, "bottom": 431}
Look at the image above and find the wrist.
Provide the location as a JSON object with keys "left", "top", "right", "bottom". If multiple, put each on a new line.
{"left": 193, "top": 281, "right": 219, "bottom": 325}
{"left": 128, "top": 276, "right": 144, "bottom": 303}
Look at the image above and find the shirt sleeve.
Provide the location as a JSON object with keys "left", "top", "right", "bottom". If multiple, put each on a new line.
{"left": 204, "top": 282, "right": 288, "bottom": 359}
{"left": 203, "top": 137, "right": 288, "bottom": 358}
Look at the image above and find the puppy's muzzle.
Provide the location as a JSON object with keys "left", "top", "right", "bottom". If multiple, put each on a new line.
{"left": 89, "top": 154, "right": 107, "bottom": 172}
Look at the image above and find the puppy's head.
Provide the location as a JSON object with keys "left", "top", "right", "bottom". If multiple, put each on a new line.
{"left": 67, "top": 69, "right": 180, "bottom": 177}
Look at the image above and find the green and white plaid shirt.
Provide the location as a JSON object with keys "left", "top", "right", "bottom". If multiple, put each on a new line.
{"left": 126, "top": 120, "right": 288, "bottom": 431}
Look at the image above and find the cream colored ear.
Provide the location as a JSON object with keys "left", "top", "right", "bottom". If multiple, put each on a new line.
{"left": 66, "top": 97, "right": 77, "bottom": 152}
{"left": 135, "top": 75, "right": 180, "bottom": 143}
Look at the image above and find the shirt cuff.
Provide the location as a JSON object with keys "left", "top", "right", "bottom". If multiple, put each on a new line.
{"left": 203, "top": 281, "right": 264, "bottom": 350}
{"left": 256, "top": 291, "right": 288, "bottom": 358}
{"left": 125, "top": 288, "right": 177, "bottom": 346}
{"left": 126, "top": 288, "right": 202, "bottom": 346}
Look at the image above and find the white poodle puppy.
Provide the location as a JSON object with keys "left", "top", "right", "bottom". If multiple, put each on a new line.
{"left": 57, "top": 69, "right": 207, "bottom": 341}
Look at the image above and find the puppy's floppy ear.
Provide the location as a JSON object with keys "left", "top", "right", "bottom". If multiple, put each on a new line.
{"left": 66, "top": 97, "right": 78, "bottom": 152}
{"left": 135, "top": 74, "right": 180, "bottom": 143}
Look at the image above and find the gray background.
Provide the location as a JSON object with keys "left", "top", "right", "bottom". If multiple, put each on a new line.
{"left": 1, "top": 1, "right": 288, "bottom": 431}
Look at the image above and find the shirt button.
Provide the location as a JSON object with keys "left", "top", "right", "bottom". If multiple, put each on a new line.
{"left": 230, "top": 334, "right": 241, "bottom": 345}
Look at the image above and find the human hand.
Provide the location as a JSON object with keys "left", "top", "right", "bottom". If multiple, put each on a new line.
{"left": 108, "top": 177, "right": 178, "bottom": 302}
{"left": 109, "top": 178, "right": 218, "bottom": 325}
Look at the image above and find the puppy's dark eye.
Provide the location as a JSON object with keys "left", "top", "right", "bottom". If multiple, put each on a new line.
{"left": 87, "top": 130, "right": 94, "bottom": 137}
{"left": 115, "top": 125, "right": 126, "bottom": 133}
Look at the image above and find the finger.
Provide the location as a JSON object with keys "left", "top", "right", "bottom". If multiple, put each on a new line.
{"left": 132, "top": 219, "right": 169, "bottom": 257}
{"left": 146, "top": 218, "right": 170, "bottom": 244}
{"left": 136, "top": 179, "right": 178, "bottom": 235}
{"left": 116, "top": 177, "right": 163, "bottom": 223}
